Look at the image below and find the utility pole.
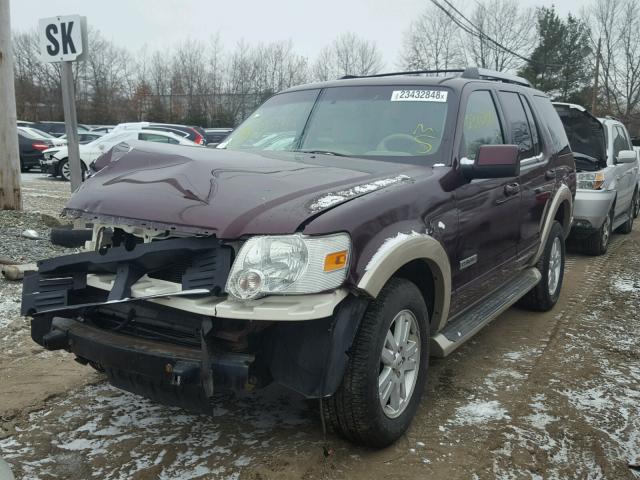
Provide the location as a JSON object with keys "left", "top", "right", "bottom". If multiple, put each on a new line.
{"left": 0, "top": 0, "right": 22, "bottom": 210}
{"left": 591, "top": 37, "right": 601, "bottom": 116}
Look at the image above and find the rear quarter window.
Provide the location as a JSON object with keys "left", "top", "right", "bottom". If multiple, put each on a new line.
{"left": 533, "top": 96, "right": 570, "bottom": 155}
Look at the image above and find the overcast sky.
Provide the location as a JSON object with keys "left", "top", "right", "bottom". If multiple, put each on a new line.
{"left": 10, "top": 0, "right": 580, "bottom": 66}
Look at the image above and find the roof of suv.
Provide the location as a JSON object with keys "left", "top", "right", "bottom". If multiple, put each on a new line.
{"left": 282, "top": 67, "right": 543, "bottom": 95}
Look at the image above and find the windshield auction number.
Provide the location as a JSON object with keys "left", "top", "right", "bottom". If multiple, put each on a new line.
{"left": 391, "top": 90, "right": 448, "bottom": 102}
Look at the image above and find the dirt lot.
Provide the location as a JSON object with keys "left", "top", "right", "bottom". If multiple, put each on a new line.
{"left": 1, "top": 173, "right": 639, "bottom": 479}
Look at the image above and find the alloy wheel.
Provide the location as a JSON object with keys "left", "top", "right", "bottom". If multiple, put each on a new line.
{"left": 548, "top": 236, "right": 562, "bottom": 295}
{"left": 61, "top": 161, "right": 71, "bottom": 181}
{"left": 378, "top": 309, "right": 421, "bottom": 419}
{"left": 601, "top": 214, "right": 611, "bottom": 248}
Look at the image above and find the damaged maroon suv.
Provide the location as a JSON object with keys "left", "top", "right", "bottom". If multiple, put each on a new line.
{"left": 22, "top": 67, "right": 576, "bottom": 447}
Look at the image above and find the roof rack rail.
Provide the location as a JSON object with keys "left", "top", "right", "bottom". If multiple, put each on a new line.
{"left": 461, "top": 67, "right": 532, "bottom": 87}
{"left": 338, "top": 66, "right": 532, "bottom": 88}
{"left": 340, "top": 69, "right": 465, "bottom": 80}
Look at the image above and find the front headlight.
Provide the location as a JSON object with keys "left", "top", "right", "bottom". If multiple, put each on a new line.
{"left": 226, "top": 233, "right": 350, "bottom": 300}
{"left": 577, "top": 170, "right": 605, "bottom": 190}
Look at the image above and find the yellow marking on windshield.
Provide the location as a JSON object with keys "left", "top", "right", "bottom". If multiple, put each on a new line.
{"left": 412, "top": 124, "right": 438, "bottom": 154}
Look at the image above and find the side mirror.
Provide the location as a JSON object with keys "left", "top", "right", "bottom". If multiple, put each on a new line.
{"left": 460, "top": 144, "right": 520, "bottom": 179}
{"left": 616, "top": 149, "right": 637, "bottom": 164}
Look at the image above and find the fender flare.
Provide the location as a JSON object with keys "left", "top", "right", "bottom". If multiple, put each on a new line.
{"left": 531, "top": 183, "right": 573, "bottom": 265}
{"left": 357, "top": 234, "right": 451, "bottom": 332}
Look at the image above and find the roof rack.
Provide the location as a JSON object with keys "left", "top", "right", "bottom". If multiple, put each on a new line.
{"left": 461, "top": 67, "right": 532, "bottom": 87}
{"left": 340, "top": 69, "right": 465, "bottom": 79}
{"left": 339, "top": 66, "right": 532, "bottom": 88}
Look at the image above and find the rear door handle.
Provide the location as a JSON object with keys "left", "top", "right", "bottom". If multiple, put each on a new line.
{"left": 545, "top": 169, "right": 556, "bottom": 180}
{"left": 504, "top": 183, "right": 520, "bottom": 196}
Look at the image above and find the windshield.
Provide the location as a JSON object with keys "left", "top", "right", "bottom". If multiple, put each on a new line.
{"left": 221, "top": 85, "right": 451, "bottom": 162}
{"left": 22, "top": 127, "right": 54, "bottom": 139}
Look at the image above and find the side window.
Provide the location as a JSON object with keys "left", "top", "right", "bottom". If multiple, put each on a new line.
{"left": 461, "top": 90, "right": 504, "bottom": 160}
{"left": 532, "top": 96, "right": 570, "bottom": 155}
{"left": 613, "top": 126, "right": 629, "bottom": 160}
{"left": 498, "top": 91, "right": 534, "bottom": 159}
{"left": 520, "top": 95, "right": 541, "bottom": 155}
{"left": 138, "top": 133, "right": 170, "bottom": 143}
{"left": 620, "top": 126, "right": 632, "bottom": 150}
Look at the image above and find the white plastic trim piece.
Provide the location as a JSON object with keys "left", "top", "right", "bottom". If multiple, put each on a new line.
{"left": 86, "top": 274, "right": 347, "bottom": 321}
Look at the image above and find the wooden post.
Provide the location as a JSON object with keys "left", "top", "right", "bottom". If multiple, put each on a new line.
{"left": 0, "top": 0, "right": 22, "bottom": 210}
{"left": 591, "top": 37, "right": 601, "bottom": 116}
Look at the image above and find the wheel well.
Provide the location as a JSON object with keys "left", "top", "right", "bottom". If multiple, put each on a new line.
{"left": 392, "top": 259, "right": 436, "bottom": 332}
{"left": 554, "top": 200, "right": 571, "bottom": 238}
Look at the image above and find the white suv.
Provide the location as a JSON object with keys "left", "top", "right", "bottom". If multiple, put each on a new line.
{"left": 41, "top": 129, "right": 200, "bottom": 181}
{"left": 554, "top": 103, "right": 639, "bottom": 255}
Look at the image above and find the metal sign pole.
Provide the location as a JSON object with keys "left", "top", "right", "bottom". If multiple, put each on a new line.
{"left": 60, "top": 61, "right": 82, "bottom": 191}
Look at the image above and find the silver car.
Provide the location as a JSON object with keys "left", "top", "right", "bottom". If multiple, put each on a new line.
{"left": 554, "top": 103, "right": 639, "bottom": 255}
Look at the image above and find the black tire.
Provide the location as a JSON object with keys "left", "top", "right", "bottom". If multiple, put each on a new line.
{"left": 584, "top": 207, "right": 613, "bottom": 256}
{"left": 58, "top": 158, "right": 86, "bottom": 182}
{"left": 619, "top": 189, "right": 637, "bottom": 233}
{"left": 634, "top": 188, "right": 640, "bottom": 219}
{"left": 50, "top": 225, "right": 92, "bottom": 248}
{"left": 323, "top": 278, "right": 429, "bottom": 447}
{"left": 519, "top": 220, "right": 565, "bottom": 312}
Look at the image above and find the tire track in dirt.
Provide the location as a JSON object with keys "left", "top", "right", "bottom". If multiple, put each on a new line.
{"left": 489, "top": 231, "right": 640, "bottom": 479}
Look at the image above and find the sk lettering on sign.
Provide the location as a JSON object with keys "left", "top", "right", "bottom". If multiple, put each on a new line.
{"left": 38, "top": 15, "right": 87, "bottom": 62}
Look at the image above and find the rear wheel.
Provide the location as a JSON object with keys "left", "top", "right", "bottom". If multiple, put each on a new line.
{"left": 618, "top": 190, "right": 637, "bottom": 234}
{"left": 519, "top": 220, "right": 565, "bottom": 312}
{"left": 585, "top": 207, "right": 613, "bottom": 255}
{"left": 324, "top": 278, "right": 429, "bottom": 447}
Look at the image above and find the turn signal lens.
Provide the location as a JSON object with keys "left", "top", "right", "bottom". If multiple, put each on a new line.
{"left": 324, "top": 250, "right": 348, "bottom": 272}
{"left": 577, "top": 171, "right": 605, "bottom": 190}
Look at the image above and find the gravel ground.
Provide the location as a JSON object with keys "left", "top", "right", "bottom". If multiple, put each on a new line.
{"left": 0, "top": 173, "right": 639, "bottom": 479}
{"left": 0, "top": 173, "right": 75, "bottom": 264}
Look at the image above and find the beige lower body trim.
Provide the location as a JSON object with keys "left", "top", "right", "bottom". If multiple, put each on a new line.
{"left": 86, "top": 274, "right": 347, "bottom": 321}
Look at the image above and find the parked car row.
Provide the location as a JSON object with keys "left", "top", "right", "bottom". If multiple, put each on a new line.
{"left": 41, "top": 124, "right": 201, "bottom": 180}
{"left": 14, "top": 121, "right": 230, "bottom": 180}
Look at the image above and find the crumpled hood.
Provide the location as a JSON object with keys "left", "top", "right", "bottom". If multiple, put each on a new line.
{"left": 553, "top": 103, "right": 606, "bottom": 170}
{"left": 64, "top": 141, "right": 415, "bottom": 238}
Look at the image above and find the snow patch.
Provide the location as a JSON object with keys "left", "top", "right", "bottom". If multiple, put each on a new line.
{"left": 450, "top": 400, "right": 510, "bottom": 426}
{"left": 365, "top": 231, "right": 424, "bottom": 272}
{"left": 308, "top": 175, "right": 412, "bottom": 212}
{"left": 612, "top": 276, "right": 640, "bottom": 293}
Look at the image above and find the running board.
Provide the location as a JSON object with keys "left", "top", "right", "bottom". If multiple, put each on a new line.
{"left": 431, "top": 267, "right": 542, "bottom": 357}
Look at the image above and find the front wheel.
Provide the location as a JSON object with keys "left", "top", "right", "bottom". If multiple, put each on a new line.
{"left": 519, "top": 220, "right": 565, "bottom": 312}
{"left": 585, "top": 207, "right": 613, "bottom": 255}
{"left": 324, "top": 278, "right": 429, "bottom": 447}
{"left": 619, "top": 189, "right": 637, "bottom": 233}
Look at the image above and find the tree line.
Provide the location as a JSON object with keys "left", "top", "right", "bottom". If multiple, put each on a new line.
{"left": 11, "top": 0, "right": 640, "bottom": 131}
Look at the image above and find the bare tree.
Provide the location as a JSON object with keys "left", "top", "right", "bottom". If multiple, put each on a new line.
{"left": 313, "top": 32, "right": 383, "bottom": 80}
{"left": 584, "top": 0, "right": 640, "bottom": 119}
{"left": 401, "top": 6, "right": 462, "bottom": 70}
{"left": 459, "top": 0, "right": 535, "bottom": 73}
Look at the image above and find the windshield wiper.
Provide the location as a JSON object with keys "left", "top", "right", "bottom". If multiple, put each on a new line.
{"left": 296, "top": 149, "right": 350, "bottom": 157}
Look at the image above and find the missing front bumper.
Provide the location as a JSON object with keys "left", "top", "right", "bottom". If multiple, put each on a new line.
{"left": 36, "top": 316, "right": 254, "bottom": 412}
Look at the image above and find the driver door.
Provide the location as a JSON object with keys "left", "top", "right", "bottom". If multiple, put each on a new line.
{"left": 451, "top": 89, "right": 521, "bottom": 316}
